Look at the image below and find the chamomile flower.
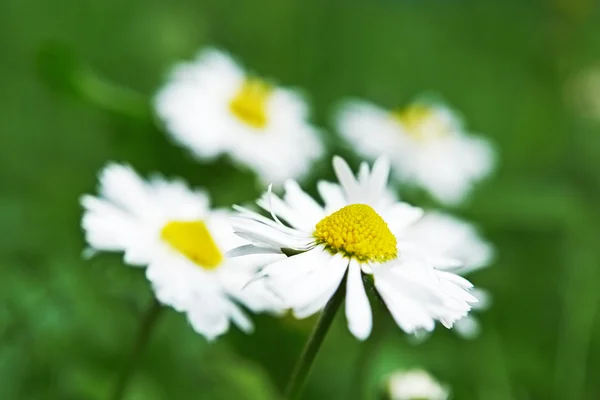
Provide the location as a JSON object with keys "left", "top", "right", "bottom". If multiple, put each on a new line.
{"left": 336, "top": 98, "right": 495, "bottom": 205}
{"left": 154, "top": 48, "right": 324, "bottom": 186}
{"left": 385, "top": 369, "right": 450, "bottom": 400}
{"left": 400, "top": 212, "right": 494, "bottom": 339}
{"left": 229, "top": 156, "right": 478, "bottom": 340}
{"left": 81, "top": 163, "right": 284, "bottom": 340}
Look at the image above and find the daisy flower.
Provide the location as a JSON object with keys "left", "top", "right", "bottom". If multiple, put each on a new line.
{"left": 229, "top": 156, "right": 478, "bottom": 340}
{"left": 400, "top": 211, "right": 494, "bottom": 339}
{"left": 154, "top": 48, "right": 324, "bottom": 186}
{"left": 81, "top": 163, "right": 284, "bottom": 340}
{"left": 385, "top": 369, "right": 450, "bottom": 400}
{"left": 336, "top": 98, "right": 495, "bottom": 205}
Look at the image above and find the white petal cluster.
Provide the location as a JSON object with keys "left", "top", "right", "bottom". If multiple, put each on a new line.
{"left": 83, "top": 45, "right": 497, "bottom": 351}
{"left": 230, "top": 156, "right": 479, "bottom": 340}
{"left": 401, "top": 211, "right": 494, "bottom": 339}
{"left": 81, "top": 163, "right": 284, "bottom": 340}
{"left": 336, "top": 99, "right": 495, "bottom": 205}
{"left": 154, "top": 48, "right": 324, "bottom": 186}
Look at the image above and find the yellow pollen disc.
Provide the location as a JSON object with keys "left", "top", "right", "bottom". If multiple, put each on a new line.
{"left": 160, "top": 220, "right": 223, "bottom": 270}
{"left": 390, "top": 105, "right": 447, "bottom": 141}
{"left": 228, "top": 78, "right": 272, "bottom": 129}
{"left": 313, "top": 204, "right": 398, "bottom": 263}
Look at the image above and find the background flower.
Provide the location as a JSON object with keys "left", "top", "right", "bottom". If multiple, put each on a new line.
{"left": 336, "top": 98, "right": 495, "bottom": 205}
{"left": 155, "top": 48, "right": 324, "bottom": 186}
{"left": 384, "top": 369, "right": 450, "bottom": 400}
{"left": 81, "top": 163, "right": 284, "bottom": 340}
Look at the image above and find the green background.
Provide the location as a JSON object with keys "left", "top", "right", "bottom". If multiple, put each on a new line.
{"left": 2, "top": 0, "right": 600, "bottom": 398}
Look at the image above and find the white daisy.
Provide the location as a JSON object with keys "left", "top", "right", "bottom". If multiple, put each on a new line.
{"left": 400, "top": 211, "right": 494, "bottom": 339}
{"left": 80, "top": 163, "right": 284, "bottom": 340}
{"left": 336, "top": 98, "right": 495, "bottom": 205}
{"left": 229, "top": 156, "right": 478, "bottom": 340}
{"left": 154, "top": 48, "right": 324, "bottom": 186}
{"left": 385, "top": 369, "right": 450, "bottom": 400}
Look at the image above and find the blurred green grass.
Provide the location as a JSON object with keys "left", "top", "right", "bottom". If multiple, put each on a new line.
{"left": 2, "top": 0, "right": 600, "bottom": 399}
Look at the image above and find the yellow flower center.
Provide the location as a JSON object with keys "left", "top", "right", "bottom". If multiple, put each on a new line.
{"left": 313, "top": 204, "right": 398, "bottom": 263}
{"left": 391, "top": 105, "right": 449, "bottom": 141}
{"left": 160, "top": 220, "right": 223, "bottom": 270}
{"left": 228, "top": 78, "right": 272, "bottom": 129}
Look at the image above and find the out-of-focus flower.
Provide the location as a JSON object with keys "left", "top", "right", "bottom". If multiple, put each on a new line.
{"left": 336, "top": 98, "right": 495, "bottom": 205}
{"left": 400, "top": 212, "right": 494, "bottom": 339}
{"left": 81, "top": 163, "right": 284, "bottom": 340}
{"left": 229, "top": 156, "right": 478, "bottom": 341}
{"left": 385, "top": 369, "right": 450, "bottom": 400}
{"left": 154, "top": 48, "right": 324, "bottom": 186}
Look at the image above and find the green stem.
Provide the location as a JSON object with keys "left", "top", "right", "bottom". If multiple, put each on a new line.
{"left": 73, "top": 68, "right": 150, "bottom": 121}
{"left": 111, "top": 298, "right": 163, "bottom": 400}
{"left": 350, "top": 295, "right": 386, "bottom": 400}
{"left": 284, "top": 281, "right": 346, "bottom": 400}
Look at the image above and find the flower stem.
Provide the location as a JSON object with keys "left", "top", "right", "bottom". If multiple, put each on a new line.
{"left": 111, "top": 298, "right": 163, "bottom": 400}
{"left": 284, "top": 280, "right": 346, "bottom": 400}
{"left": 349, "top": 296, "right": 386, "bottom": 400}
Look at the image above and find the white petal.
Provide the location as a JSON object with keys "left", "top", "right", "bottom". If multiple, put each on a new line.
{"left": 187, "top": 305, "right": 230, "bottom": 341}
{"left": 372, "top": 261, "right": 475, "bottom": 333}
{"left": 80, "top": 195, "right": 153, "bottom": 265}
{"left": 382, "top": 202, "right": 424, "bottom": 233}
{"left": 400, "top": 211, "right": 493, "bottom": 275}
{"left": 345, "top": 260, "right": 372, "bottom": 340}
{"left": 375, "top": 277, "right": 436, "bottom": 333}
{"left": 255, "top": 247, "right": 325, "bottom": 283}
{"left": 227, "top": 301, "right": 255, "bottom": 334}
{"left": 293, "top": 288, "right": 338, "bottom": 319}
{"left": 231, "top": 217, "right": 313, "bottom": 250}
{"left": 453, "top": 315, "right": 481, "bottom": 339}
{"left": 407, "top": 134, "right": 495, "bottom": 206}
{"left": 219, "top": 258, "right": 286, "bottom": 314}
{"left": 469, "top": 288, "right": 492, "bottom": 310}
{"left": 98, "top": 163, "right": 156, "bottom": 218}
{"left": 332, "top": 156, "right": 362, "bottom": 203}
{"left": 232, "top": 205, "right": 307, "bottom": 236}
{"left": 290, "top": 252, "right": 348, "bottom": 318}
{"left": 257, "top": 190, "right": 315, "bottom": 232}
{"left": 335, "top": 100, "right": 403, "bottom": 162}
{"left": 226, "top": 244, "right": 283, "bottom": 258}
{"left": 367, "top": 156, "right": 390, "bottom": 204}
{"left": 358, "top": 162, "right": 370, "bottom": 185}
{"left": 145, "top": 254, "right": 210, "bottom": 312}
{"left": 317, "top": 181, "right": 346, "bottom": 213}
{"left": 283, "top": 180, "right": 326, "bottom": 226}
{"left": 147, "top": 176, "right": 210, "bottom": 219}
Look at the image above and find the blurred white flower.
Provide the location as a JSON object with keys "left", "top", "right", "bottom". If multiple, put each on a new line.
{"left": 401, "top": 211, "right": 493, "bottom": 275}
{"left": 336, "top": 99, "right": 495, "bottom": 205}
{"left": 386, "top": 369, "right": 450, "bottom": 400}
{"left": 401, "top": 212, "right": 494, "bottom": 339}
{"left": 229, "top": 156, "right": 478, "bottom": 341}
{"left": 81, "top": 163, "right": 284, "bottom": 340}
{"left": 154, "top": 48, "right": 324, "bottom": 186}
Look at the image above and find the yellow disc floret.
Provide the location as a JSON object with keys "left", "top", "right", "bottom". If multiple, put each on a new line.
{"left": 161, "top": 220, "right": 223, "bottom": 270}
{"left": 391, "top": 104, "right": 449, "bottom": 141}
{"left": 313, "top": 204, "right": 398, "bottom": 263}
{"left": 229, "top": 78, "right": 272, "bottom": 129}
